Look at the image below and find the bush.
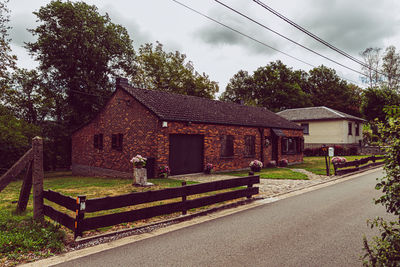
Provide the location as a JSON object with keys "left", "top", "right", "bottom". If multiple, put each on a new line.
{"left": 362, "top": 106, "right": 400, "bottom": 265}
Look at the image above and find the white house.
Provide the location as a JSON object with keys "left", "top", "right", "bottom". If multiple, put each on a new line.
{"left": 277, "top": 106, "right": 365, "bottom": 149}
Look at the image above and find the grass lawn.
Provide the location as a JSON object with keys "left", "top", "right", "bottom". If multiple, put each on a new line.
{"left": 0, "top": 172, "right": 201, "bottom": 266}
{"left": 220, "top": 167, "right": 308, "bottom": 180}
{"left": 290, "top": 155, "right": 384, "bottom": 175}
{"left": 1, "top": 171, "right": 251, "bottom": 265}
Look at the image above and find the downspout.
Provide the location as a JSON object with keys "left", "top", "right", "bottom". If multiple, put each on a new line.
{"left": 258, "top": 128, "right": 264, "bottom": 165}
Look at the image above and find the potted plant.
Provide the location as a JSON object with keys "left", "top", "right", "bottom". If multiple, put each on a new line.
{"left": 204, "top": 163, "right": 213, "bottom": 174}
{"left": 249, "top": 160, "right": 263, "bottom": 172}
{"left": 279, "top": 159, "right": 288, "bottom": 167}
{"left": 331, "top": 156, "right": 346, "bottom": 165}
{"left": 130, "top": 154, "right": 147, "bottom": 168}
{"left": 158, "top": 165, "right": 170, "bottom": 178}
{"left": 267, "top": 160, "right": 277, "bottom": 168}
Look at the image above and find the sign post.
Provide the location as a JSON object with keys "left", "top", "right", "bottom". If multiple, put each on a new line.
{"left": 322, "top": 145, "right": 329, "bottom": 176}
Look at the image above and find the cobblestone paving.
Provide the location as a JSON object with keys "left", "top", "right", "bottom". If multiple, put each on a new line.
{"left": 171, "top": 169, "right": 335, "bottom": 198}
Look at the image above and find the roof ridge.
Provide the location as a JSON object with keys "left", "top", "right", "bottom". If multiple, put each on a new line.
{"left": 323, "top": 106, "right": 345, "bottom": 118}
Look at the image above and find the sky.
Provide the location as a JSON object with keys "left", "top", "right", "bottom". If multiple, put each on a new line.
{"left": 7, "top": 0, "right": 400, "bottom": 95}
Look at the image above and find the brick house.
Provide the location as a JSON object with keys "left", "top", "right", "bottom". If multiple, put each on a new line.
{"left": 71, "top": 78, "right": 304, "bottom": 178}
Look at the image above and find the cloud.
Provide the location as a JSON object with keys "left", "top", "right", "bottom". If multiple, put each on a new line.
{"left": 100, "top": 5, "right": 153, "bottom": 48}
{"left": 194, "top": 4, "right": 280, "bottom": 56}
{"left": 295, "top": 0, "right": 400, "bottom": 54}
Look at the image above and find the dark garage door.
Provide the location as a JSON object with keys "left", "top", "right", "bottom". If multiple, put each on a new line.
{"left": 169, "top": 134, "right": 204, "bottom": 175}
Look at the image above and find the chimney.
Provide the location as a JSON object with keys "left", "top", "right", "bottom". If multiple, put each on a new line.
{"left": 116, "top": 77, "right": 129, "bottom": 88}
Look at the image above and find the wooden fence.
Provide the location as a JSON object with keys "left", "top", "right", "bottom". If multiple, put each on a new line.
{"left": 333, "top": 155, "right": 385, "bottom": 176}
{"left": 42, "top": 175, "right": 260, "bottom": 239}
{"left": 0, "top": 137, "right": 44, "bottom": 218}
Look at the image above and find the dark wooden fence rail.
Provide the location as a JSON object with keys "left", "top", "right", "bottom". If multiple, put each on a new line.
{"left": 333, "top": 155, "right": 385, "bottom": 175}
{"left": 42, "top": 175, "right": 260, "bottom": 239}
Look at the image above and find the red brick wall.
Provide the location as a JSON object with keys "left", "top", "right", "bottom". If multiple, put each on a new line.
{"left": 279, "top": 129, "right": 304, "bottom": 164}
{"left": 72, "top": 88, "right": 159, "bottom": 174}
{"left": 72, "top": 88, "right": 303, "bottom": 177}
{"left": 156, "top": 122, "right": 263, "bottom": 172}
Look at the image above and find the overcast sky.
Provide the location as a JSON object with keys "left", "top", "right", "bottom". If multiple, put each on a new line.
{"left": 7, "top": 0, "right": 400, "bottom": 94}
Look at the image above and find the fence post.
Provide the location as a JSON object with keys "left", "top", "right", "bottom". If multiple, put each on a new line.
{"left": 32, "top": 137, "right": 44, "bottom": 221}
{"left": 181, "top": 181, "right": 187, "bottom": 215}
{"left": 16, "top": 161, "right": 33, "bottom": 213}
{"left": 247, "top": 176, "right": 254, "bottom": 199}
{"left": 75, "top": 195, "right": 86, "bottom": 239}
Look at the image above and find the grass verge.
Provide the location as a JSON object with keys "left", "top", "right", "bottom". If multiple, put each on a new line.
{"left": 290, "top": 155, "right": 384, "bottom": 175}
{"left": 221, "top": 167, "right": 308, "bottom": 180}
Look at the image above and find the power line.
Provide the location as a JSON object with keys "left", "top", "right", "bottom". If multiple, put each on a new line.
{"left": 252, "top": 0, "right": 369, "bottom": 69}
{"left": 171, "top": 0, "right": 314, "bottom": 68}
{"left": 171, "top": 0, "right": 362, "bottom": 86}
{"left": 214, "top": 0, "right": 367, "bottom": 77}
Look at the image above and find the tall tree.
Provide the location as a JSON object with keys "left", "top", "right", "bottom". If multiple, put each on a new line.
{"left": 26, "top": 0, "right": 136, "bottom": 128}
{"left": 360, "top": 47, "right": 381, "bottom": 88}
{"left": 0, "top": 0, "right": 16, "bottom": 87}
{"left": 219, "top": 70, "right": 256, "bottom": 105}
{"left": 132, "top": 42, "right": 218, "bottom": 99}
{"left": 361, "top": 87, "right": 400, "bottom": 122}
{"left": 381, "top": 45, "right": 400, "bottom": 92}
{"left": 220, "top": 60, "right": 311, "bottom": 111}
{"left": 2, "top": 69, "right": 53, "bottom": 124}
{"left": 307, "top": 65, "right": 362, "bottom": 116}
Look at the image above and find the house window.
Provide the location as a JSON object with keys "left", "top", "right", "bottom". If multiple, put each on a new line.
{"left": 282, "top": 137, "right": 297, "bottom": 154}
{"left": 348, "top": 122, "right": 353, "bottom": 135}
{"left": 94, "top": 134, "right": 103, "bottom": 150}
{"left": 355, "top": 123, "right": 360, "bottom": 136}
{"left": 220, "top": 135, "right": 234, "bottom": 158}
{"left": 244, "top": 135, "right": 255, "bottom": 157}
{"left": 301, "top": 123, "right": 309, "bottom": 135}
{"left": 111, "top": 133, "right": 123, "bottom": 151}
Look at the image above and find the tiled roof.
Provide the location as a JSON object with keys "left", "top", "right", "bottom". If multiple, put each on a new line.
{"left": 120, "top": 84, "right": 302, "bottom": 130}
{"left": 277, "top": 106, "right": 365, "bottom": 122}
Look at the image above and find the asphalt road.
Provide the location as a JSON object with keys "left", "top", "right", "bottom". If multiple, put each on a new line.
{"left": 55, "top": 169, "right": 388, "bottom": 267}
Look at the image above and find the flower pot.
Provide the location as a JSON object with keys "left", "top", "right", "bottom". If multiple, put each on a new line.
{"left": 251, "top": 166, "right": 261, "bottom": 172}
{"left": 135, "top": 163, "right": 144, "bottom": 169}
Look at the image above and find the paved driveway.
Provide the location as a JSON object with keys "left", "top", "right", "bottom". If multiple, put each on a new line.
{"left": 170, "top": 168, "right": 351, "bottom": 198}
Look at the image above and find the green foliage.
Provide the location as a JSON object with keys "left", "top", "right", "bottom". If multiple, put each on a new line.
{"left": 363, "top": 106, "right": 400, "bottom": 266}
{"left": 0, "top": 0, "right": 16, "bottom": 81}
{"left": 0, "top": 210, "right": 65, "bottom": 263}
{"left": 132, "top": 42, "right": 218, "bottom": 99}
{"left": 25, "top": 0, "right": 136, "bottom": 128}
{"left": 361, "top": 87, "right": 400, "bottom": 122}
{"left": 220, "top": 61, "right": 362, "bottom": 115}
{"left": 307, "top": 65, "right": 362, "bottom": 117}
{"left": 2, "top": 68, "right": 54, "bottom": 124}
{"left": 0, "top": 111, "right": 40, "bottom": 171}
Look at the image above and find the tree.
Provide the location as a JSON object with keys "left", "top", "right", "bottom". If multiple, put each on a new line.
{"left": 0, "top": 0, "right": 16, "bottom": 83}
{"left": 220, "top": 60, "right": 311, "bottom": 111}
{"left": 26, "top": 0, "right": 136, "bottom": 129}
{"left": 132, "top": 42, "right": 218, "bottom": 99}
{"left": 360, "top": 47, "right": 382, "bottom": 89}
{"left": 361, "top": 87, "right": 400, "bottom": 122}
{"left": 0, "top": 106, "right": 41, "bottom": 172}
{"left": 219, "top": 70, "right": 257, "bottom": 105}
{"left": 382, "top": 46, "right": 400, "bottom": 92}
{"left": 2, "top": 69, "right": 54, "bottom": 124}
{"left": 307, "top": 65, "right": 362, "bottom": 116}
{"left": 363, "top": 106, "right": 400, "bottom": 265}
